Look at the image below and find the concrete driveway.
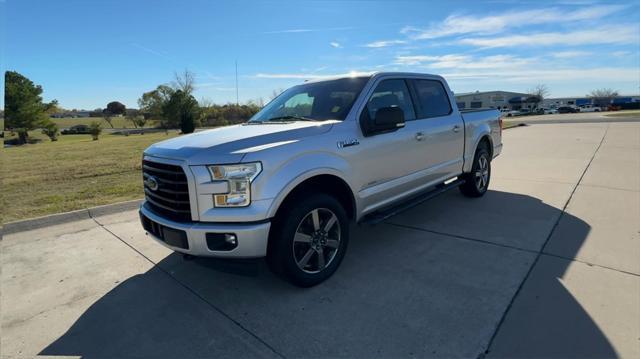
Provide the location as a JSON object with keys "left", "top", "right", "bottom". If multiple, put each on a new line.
{"left": 506, "top": 111, "right": 640, "bottom": 125}
{"left": 2, "top": 122, "right": 639, "bottom": 358}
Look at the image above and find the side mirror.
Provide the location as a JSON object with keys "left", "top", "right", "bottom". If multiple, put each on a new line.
{"left": 373, "top": 106, "right": 405, "bottom": 132}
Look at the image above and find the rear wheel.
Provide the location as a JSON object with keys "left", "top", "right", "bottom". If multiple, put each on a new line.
{"left": 267, "top": 193, "right": 349, "bottom": 287}
{"left": 460, "top": 144, "right": 491, "bottom": 197}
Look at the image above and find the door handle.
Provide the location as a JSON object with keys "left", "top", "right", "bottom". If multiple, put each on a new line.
{"left": 453, "top": 125, "right": 461, "bottom": 133}
{"left": 415, "top": 132, "right": 425, "bottom": 141}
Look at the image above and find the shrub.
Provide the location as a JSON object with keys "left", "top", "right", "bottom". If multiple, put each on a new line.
{"left": 41, "top": 120, "right": 59, "bottom": 141}
{"left": 127, "top": 114, "right": 148, "bottom": 131}
{"left": 88, "top": 121, "right": 102, "bottom": 140}
{"left": 163, "top": 90, "right": 198, "bottom": 134}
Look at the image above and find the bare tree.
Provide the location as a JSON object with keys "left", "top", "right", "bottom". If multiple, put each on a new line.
{"left": 174, "top": 69, "right": 195, "bottom": 95}
{"left": 269, "top": 88, "right": 284, "bottom": 101}
{"left": 588, "top": 88, "right": 618, "bottom": 108}
{"left": 528, "top": 84, "right": 550, "bottom": 100}
{"left": 526, "top": 84, "right": 549, "bottom": 111}
{"left": 199, "top": 97, "right": 214, "bottom": 108}
{"left": 588, "top": 88, "right": 618, "bottom": 98}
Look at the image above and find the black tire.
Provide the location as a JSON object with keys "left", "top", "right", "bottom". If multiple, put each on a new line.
{"left": 267, "top": 193, "right": 349, "bottom": 287}
{"left": 459, "top": 144, "right": 491, "bottom": 197}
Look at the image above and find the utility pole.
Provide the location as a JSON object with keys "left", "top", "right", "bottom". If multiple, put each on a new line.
{"left": 235, "top": 60, "right": 239, "bottom": 106}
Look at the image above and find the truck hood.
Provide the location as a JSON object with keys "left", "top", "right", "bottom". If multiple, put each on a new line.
{"left": 144, "top": 121, "right": 335, "bottom": 165}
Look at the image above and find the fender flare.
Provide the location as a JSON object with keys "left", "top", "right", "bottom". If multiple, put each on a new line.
{"left": 263, "top": 150, "right": 356, "bottom": 218}
{"left": 464, "top": 125, "right": 493, "bottom": 173}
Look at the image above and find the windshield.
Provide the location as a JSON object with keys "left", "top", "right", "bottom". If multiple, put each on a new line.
{"left": 249, "top": 77, "right": 370, "bottom": 123}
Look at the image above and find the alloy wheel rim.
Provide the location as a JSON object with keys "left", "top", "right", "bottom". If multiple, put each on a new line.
{"left": 475, "top": 155, "right": 489, "bottom": 191}
{"left": 292, "top": 208, "right": 341, "bottom": 274}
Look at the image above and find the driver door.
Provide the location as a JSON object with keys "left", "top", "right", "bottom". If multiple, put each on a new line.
{"left": 352, "top": 78, "right": 427, "bottom": 214}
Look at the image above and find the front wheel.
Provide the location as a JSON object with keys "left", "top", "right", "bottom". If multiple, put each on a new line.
{"left": 267, "top": 194, "right": 349, "bottom": 287}
{"left": 460, "top": 146, "right": 491, "bottom": 197}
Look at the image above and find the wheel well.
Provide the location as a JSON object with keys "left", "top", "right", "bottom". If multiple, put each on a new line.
{"left": 275, "top": 175, "right": 356, "bottom": 220}
{"left": 478, "top": 136, "right": 493, "bottom": 158}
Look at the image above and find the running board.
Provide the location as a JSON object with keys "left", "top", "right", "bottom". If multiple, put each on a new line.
{"left": 360, "top": 178, "right": 466, "bottom": 225}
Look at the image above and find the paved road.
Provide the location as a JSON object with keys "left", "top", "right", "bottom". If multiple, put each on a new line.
{"left": 2, "top": 122, "right": 639, "bottom": 358}
{"left": 507, "top": 111, "right": 640, "bottom": 125}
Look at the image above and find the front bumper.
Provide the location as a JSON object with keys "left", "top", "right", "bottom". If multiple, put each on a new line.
{"left": 139, "top": 203, "right": 271, "bottom": 258}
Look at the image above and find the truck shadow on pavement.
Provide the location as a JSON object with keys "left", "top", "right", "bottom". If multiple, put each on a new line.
{"left": 40, "top": 190, "right": 617, "bottom": 358}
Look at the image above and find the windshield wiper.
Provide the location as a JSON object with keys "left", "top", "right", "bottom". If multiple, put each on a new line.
{"left": 264, "top": 115, "right": 320, "bottom": 122}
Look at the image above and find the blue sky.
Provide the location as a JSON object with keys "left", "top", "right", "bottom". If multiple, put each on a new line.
{"left": 2, "top": 0, "right": 639, "bottom": 110}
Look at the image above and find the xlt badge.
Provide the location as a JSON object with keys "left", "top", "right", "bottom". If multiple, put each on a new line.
{"left": 337, "top": 139, "right": 359, "bottom": 148}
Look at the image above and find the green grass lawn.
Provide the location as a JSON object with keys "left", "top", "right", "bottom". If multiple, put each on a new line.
{"left": 604, "top": 110, "right": 640, "bottom": 118}
{"left": 2, "top": 131, "right": 179, "bottom": 223}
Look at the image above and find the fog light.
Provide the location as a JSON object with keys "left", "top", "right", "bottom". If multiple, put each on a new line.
{"left": 206, "top": 233, "right": 239, "bottom": 251}
{"left": 225, "top": 234, "right": 237, "bottom": 246}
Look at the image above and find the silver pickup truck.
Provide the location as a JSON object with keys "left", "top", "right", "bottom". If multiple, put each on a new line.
{"left": 140, "top": 72, "right": 502, "bottom": 286}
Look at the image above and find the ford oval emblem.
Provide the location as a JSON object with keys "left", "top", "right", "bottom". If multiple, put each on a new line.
{"left": 145, "top": 176, "right": 159, "bottom": 191}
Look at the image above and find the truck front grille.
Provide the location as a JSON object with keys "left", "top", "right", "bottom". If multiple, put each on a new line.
{"left": 142, "top": 159, "right": 192, "bottom": 222}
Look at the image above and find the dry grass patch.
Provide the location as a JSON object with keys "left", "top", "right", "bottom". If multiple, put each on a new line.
{"left": 2, "top": 131, "right": 179, "bottom": 223}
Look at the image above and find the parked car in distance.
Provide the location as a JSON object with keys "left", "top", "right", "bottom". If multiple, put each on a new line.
{"left": 557, "top": 106, "right": 579, "bottom": 114}
{"left": 139, "top": 72, "right": 503, "bottom": 287}
{"left": 578, "top": 104, "right": 602, "bottom": 112}
{"left": 505, "top": 109, "right": 530, "bottom": 117}
{"left": 61, "top": 124, "right": 90, "bottom": 135}
{"left": 541, "top": 108, "right": 558, "bottom": 114}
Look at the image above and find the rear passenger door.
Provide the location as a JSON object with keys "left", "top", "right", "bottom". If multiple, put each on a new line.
{"left": 408, "top": 78, "right": 465, "bottom": 183}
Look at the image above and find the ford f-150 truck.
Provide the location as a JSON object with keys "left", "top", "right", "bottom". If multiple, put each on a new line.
{"left": 140, "top": 72, "right": 502, "bottom": 286}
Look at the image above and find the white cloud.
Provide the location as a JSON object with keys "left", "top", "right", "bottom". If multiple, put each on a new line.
{"left": 393, "top": 55, "right": 439, "bottom": 66}
{"left": 364, "top": 40, "right": 408, "bottom": 48}
{"left": 253, "top": 71, "right": 375, "bottom": 80}
{"left": 251, "top": 65, "right": 639, "bottom": 90}
{"left": 394, "top": 54, "right": 533, "bottom": 69}
{"left": 612, "top": 50, "right": 632, "bottom": 57}
{"left": 401, "top": 5, "right": 626, "bottom": 40}
{"left": 391, "top": 51, "right": 639, "bottom": 87}
{"left": 130, "top": 42, "right": 174, "bottom": 62}
{"left": 551, "top": 50, "right": 592, "bottom": 58}
{"left": 459, "top": 25, "right": 639, "bottom": 48}
{"left": 330, "top": 41, "right": 342, "bottom": 48}
{"left": 442, "top": 67, "right": 637, "bottom": 83}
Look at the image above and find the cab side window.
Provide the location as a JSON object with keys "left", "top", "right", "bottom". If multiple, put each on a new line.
{"left": 411, "top": 79, "right": 452, "bottom": 118}
{"left": 365, "top": 79, "right": 415, "bottom": 121}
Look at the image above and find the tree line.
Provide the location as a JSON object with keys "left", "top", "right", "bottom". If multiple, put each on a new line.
{"left": 4, "top": 70, "right": 263, "bottom": 144}
{"left": 5, "top": 70, "right": 629, "bottom": 145}
{"left": 137, "top": 70, "right": 261, "bottom": 131}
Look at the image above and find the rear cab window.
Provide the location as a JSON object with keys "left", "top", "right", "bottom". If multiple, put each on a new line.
{"left": 409, "top": 79, "right": 452, "bottom": 118}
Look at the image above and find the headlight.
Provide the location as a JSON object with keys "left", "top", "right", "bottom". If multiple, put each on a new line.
{"left": 207, "top": 162, "right": 262, "bottom": 207}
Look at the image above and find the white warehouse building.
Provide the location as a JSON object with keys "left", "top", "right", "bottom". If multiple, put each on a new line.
{"left": 454, "top": 91, "right": 535, "bottom": 111}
